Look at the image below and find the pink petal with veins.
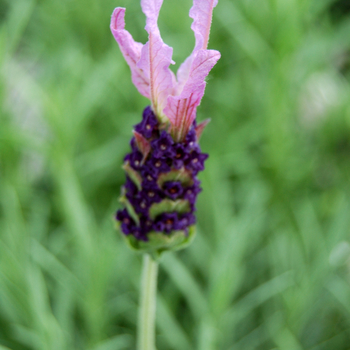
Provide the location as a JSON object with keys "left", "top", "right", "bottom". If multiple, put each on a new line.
{"left": 138, "top": 0, "right": 175, "bottom": 120}
{"left": 190, "top": 0, "right": 218, "bottom": 51}
{"left": 164, "top": 49, "right": 220, "bottom": 141}
{"left": 181, "top": 49, "right": 220, "bottom": 97}
{"left": 141, "top": 0, "right": 163, "bottom": 33}
{"left": 176, "top": 0, "right": 219, "bottom": 89}
{"left": 110, "top": 8, "right": 150, "bottom": 98}
{"left": 166, "top": 84, "right": 205, "bottom": 142}
{"left": 110, "top": 0, "right": 220, "bottom": 139}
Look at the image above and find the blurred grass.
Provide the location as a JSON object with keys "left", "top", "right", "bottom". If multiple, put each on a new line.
{"left": 1, "top": 0, "right": 350, "bottom": 349}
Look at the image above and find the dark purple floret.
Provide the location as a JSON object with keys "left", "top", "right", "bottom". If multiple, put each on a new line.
{"left": 186, "top": 128, "right": 196, "bottom": 143}
{"left": 141, "top": 169, "right": 158, "bottom": 187}
{"left": 125, "top": 150, "right": 143, "bottom": 170}
{"left": 151, "top": 131, "right": 175, "bottom": 158}
{"left": 127, "top": 194, "right": 149, "bottom": 215}
{"left": 183, "top": 180, "right": 202, "bottom": 206}
{"left": 124, "top": 176, "right": 138, "bottom": 196}
{"left": 153, "top": 220, "right": 165, "bottom": 233}
{"left": 134, "top": 106, "right": 158, "bottom": 139}
{"left": 154, "top": 212, "right": 179, "bottom": 233}
{"left": 140, "top": 185, "right": 163, "bottom": 204}
{"left": 185, "top": 128, "right": 200, "bottom": 152}
{"left": 116, "top": 107, "right": 208, "bottom": 240}
{"left": 134, "top": 229, "right": 148, "bottom": 241}
{"left": 185, "top": 150, "right": 208, "bottom": 174}
{"left": 178, "top": 213, "right": 196, "bottom": 231}
{"left": 146, "top": 155, "right": 172, "bottom": 176}
{"left": 116, "top": 209, "right": 137, "bottom": 235}
{"left": 172, "top": 143, "right": 188, "bottom": 169}
{"left": 140, "top": 215, "right": 153, "bottom": 236}
{"left": 163, "top": 181, "right": 183, "bottom": 199}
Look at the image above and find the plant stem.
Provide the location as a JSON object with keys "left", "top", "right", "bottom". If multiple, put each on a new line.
{"left": 138, "top": 254, "right": 159, "bottom": 350}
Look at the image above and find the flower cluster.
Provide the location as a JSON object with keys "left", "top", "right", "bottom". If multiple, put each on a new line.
{"left": 111, "top": 0, "right": 219, "bottom": 253}
{"left": 116, "top": 107, "right": 207, "bottom": 241}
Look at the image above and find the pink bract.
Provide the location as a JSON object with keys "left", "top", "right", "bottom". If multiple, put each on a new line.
{"left": 110, "top": 0, "right": 220, "bottom": 141}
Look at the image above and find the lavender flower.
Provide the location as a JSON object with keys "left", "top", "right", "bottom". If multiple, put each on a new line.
{"left": 111, "top": 0, "right": 220, "bottom": 256}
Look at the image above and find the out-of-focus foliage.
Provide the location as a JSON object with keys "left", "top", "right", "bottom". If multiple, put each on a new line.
{"left": 1, "top": 0, "right": 350, "bottom": 349}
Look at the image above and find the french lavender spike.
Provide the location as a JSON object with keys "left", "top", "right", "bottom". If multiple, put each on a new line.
{"left": 111, "top": 0, "right": 220, "bottom": 259}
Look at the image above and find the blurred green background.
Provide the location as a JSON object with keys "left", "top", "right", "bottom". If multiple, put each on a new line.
{"left": 1, "top": 0, "right": 350, "bottom": 349}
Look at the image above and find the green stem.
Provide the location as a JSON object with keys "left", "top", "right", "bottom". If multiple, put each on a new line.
{"left": 138, "top": 254, "right": 159, "bottom": 350}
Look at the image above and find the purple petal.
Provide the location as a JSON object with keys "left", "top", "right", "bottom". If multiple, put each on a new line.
{"left": 110, "top": 8, "right": 150, "bottom": 98}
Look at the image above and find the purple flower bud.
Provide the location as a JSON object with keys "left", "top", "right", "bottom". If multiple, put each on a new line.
{"left": 125, "top": 150, "right": 143, "bottom": 170}
{"left": 146, "top": 155, "right": 172, "bottom": 176}
{"left": 140, "top": 215, "right": 153, "bottom": 237}
{"left": 151, "top": 131, "right": 175, "bottom": 158}
{"left": 124, "top": 176, "right": 139, "bottom": 196}
{"left": 183, "top": 180, "right": 202, "bottom": 207}
{"left": 178, "top": 213, "right": 196, "bottom": 231}
{"left": 140, "top": 184, "right": 163, "bottom": 204}
{"left": 116, "top": 209, "right": 137, "bottom": 235}
{"left": 134, "top": 229, "right": 148, "bottom": 242}
{"left": 117, "top": 108, "right": 208, "bottom": 247}
{"left": 163, "top": 181, "right": 183, "bottom": 200}
{"left": 154, "top": 212, "right": 179, "bottom": 234}
{"left": 185, "top": 150, "right": 208, "bottom": 175}
{"left": 127, "top": 193, "right": 150, "bottom": 216}
{"left": 134, "top": 106, "right": 159, "bottom": 139}
{"left": 172, "top": 143, "right": 188, "bottom": 169}
{"left": 185, "top": 128, "right": 201, "bottom": 152}
{"left": 141, "top": 169, "right": 157, "bottom": 187}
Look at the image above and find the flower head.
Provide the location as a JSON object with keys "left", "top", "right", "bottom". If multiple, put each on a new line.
{"left": 112, "top": 1, "right": 219, "bottom": 258}
{"left": 110, "top": 0, "right": 220, "bottom": 141}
